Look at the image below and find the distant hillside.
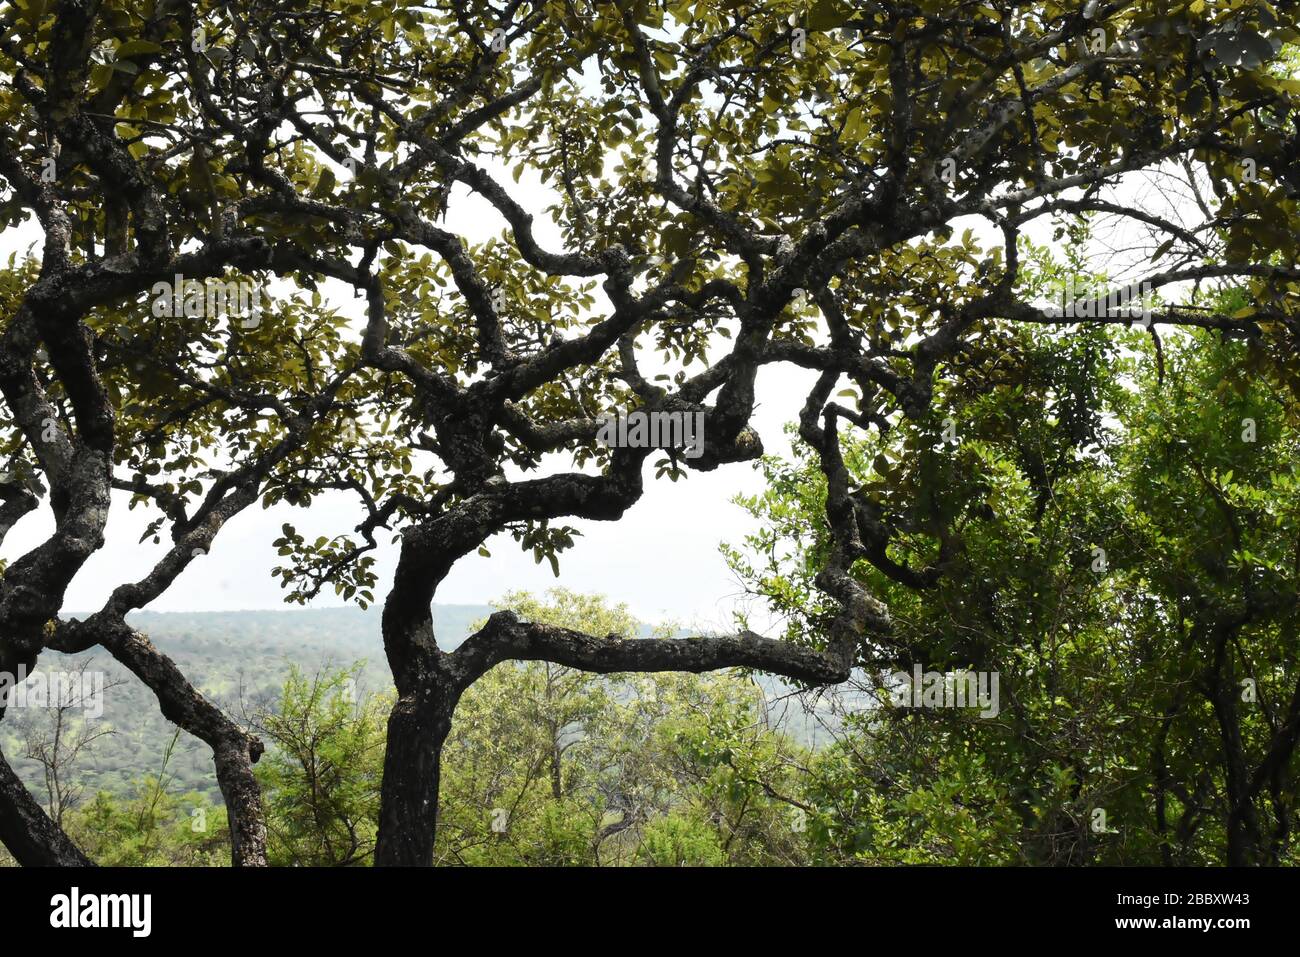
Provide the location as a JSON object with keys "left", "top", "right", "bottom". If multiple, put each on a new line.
{"left": 1, "top": 606, "right": 839, "bottom": 808}
{"left": 1, "top": 605, "right": 493, "bottom": 804}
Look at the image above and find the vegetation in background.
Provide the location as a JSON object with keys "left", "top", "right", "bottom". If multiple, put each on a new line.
{"left": 726, "top": 320, "right": 1300, "bottom": 865}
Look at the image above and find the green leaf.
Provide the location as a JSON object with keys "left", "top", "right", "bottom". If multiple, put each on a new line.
{"left": 116, "top": 39, "right": 164, "bottom": 58}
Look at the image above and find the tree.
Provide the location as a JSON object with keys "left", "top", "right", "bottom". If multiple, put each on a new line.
{"left": 727, "top": 317, "right": 1300, "bottom": 865}
{"left": 0, "top": 0, "right": 1297, "bottom": 865}
{"left": 254, "top": 664, "right": 389, "bottom": 866}
{"left": 239, "top": 590, "right": 809, "bottom": 866}
{"left": 436, "top": 589, "right": 808, "bottom": 865}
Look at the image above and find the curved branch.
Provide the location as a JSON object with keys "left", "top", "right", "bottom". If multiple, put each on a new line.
{"left": 449, "top": 610, "right": 854, "bottom": 691}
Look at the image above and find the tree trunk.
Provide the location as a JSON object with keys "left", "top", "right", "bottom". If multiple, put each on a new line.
{"left": 372, "top": 529, "right": 462, "bottom": 866}
{"left": 374, "top": 683, "right": 454, "bottom": 866}
{"left": 213, "top": 740, "right": 269, "bottom": 867}
{"left": 1208, "top": 630, "right": 1263, "bottom": 866}
{"left": 550, "top": 734, "right": 564, "bottom": 801}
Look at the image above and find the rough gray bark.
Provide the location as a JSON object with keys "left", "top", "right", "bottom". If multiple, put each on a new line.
{"left": 374, "top": 679, "right": 456, "bottom": 867}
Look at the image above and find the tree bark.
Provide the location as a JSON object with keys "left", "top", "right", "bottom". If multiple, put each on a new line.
{"left": 373, "top": 526, "right": 461, "bottom": 866}
{"left": 374, "top": 683, "right": 455, "bottom": 866}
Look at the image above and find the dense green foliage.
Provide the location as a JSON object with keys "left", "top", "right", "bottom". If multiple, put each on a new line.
{"left": 726, "top": 308, "right": 1300, "bottom": 865}
{"left": 434, "top": 592, "right": 808, "bottom": 865}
